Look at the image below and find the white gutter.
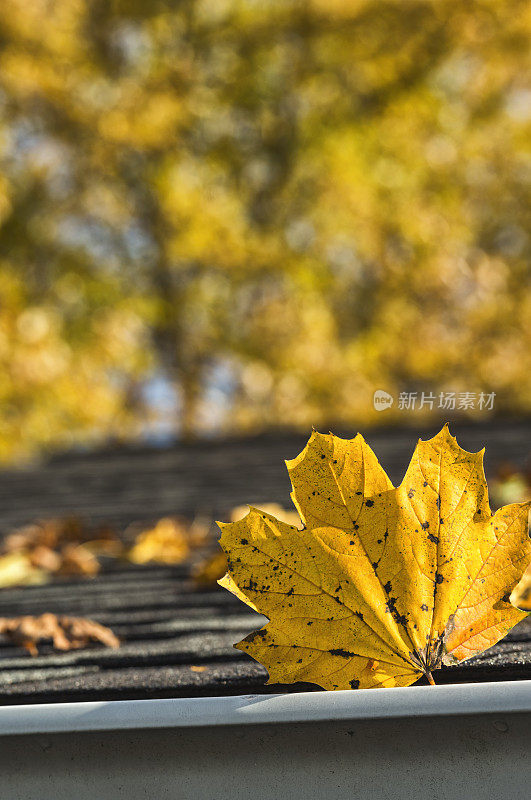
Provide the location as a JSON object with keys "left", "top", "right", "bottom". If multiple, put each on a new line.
{"left": 0, "top": 679, "right": 529, "bottom": 736}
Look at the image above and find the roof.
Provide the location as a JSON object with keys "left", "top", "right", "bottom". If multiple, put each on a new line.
{"left": 0, "top": 420, "right": 529, "bottom": 705}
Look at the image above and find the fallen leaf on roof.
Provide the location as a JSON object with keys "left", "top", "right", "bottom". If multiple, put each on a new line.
{"left": 510, "top": 562, "right": 531, "bottom": 611}
{"left": 0, "top": 613, "right": 120, "bottom": 656}
{"left": 219, "top": 425, "right": 531, "bottom": 690}
{"left": 57, "top": 543, "right": 101, "bottom": 576}
{"left": 127, "top": 517, "right": 192, "bottom": 564}
{"left": 0, "top": 552, "right": 49, "bottom": 589}
{"left": 1, "top": 517, "right": 123, "bottom": 584}
{"left": 490, "top": 463, "right": 531, "bottom": 507}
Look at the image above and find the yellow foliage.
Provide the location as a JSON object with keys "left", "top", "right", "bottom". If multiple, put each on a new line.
{"left": 219, "top": 425, "right": 530, "bottom": 689}
{"left": 0, "top": 1, "right": 530, "bottom": 454}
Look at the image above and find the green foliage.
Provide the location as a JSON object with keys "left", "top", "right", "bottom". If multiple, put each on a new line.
{"left": 0, "top": 0, "right": 529, "bottom": 459}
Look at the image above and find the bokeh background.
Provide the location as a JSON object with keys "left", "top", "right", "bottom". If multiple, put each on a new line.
{"left": 0, "top": 0, "right": 530, "bottom": 463}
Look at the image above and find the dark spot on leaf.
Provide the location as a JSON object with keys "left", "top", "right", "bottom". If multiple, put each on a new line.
{"left": 427, "top": 534, "right": 439, "bottom": 544}
{"left": 435, "top": 573, "right": 444, "bottom": 585}
{"left": 350, "top": 679, "right": 360, "bottom": 689}
{"left": 329, "top": 648, "right": 356, "bottom": 658}
{"left": 407, "top": 488, "right": 415, "bottom": 499}
{"left": 250, "top": 629, "right": 267, "bottom": 641}
{"left": 365, "top": 499, "right": 374, "bottom": 507}
{"left": 385, "top": 596, "right": 408, "bottom": 627}
{"left": 421, "top": 521, "right": 429, "bottom": 530}
{"left": 240, "top": 538, "right": 248, "bottom": 545}
{"left": 421, "top": 604, "right": 429, "bottom": 611}
{"left": 383, "top": 581, "right": 392, "bottom": 594}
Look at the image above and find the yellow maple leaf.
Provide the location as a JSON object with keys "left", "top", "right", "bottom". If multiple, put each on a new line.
{"left": 218, "top": 425, "right": 531, "bottom": 689}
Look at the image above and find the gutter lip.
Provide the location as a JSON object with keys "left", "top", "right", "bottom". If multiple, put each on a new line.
{"left": 0, "top": 679, "right": 530, "bottom": 736}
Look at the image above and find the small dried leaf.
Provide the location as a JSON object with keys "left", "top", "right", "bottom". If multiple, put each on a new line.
{"left": 0, "top": 552, "right": 48, "bottom": 589}
{"left": 1, "top": 517, "right": 124, "bottom": 584}
{"left": 127, "top": 517, "right": 191, "bottom": 564}
{"left": 58, "top": 543, "right": 100, "bottom": 576}
{"left": 0, "top": 613, "right": 120, "bottom": 655}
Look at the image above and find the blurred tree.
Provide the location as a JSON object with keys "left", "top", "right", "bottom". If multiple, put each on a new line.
{"left": 0, "top": 0, "right": 529, "bottom": 459}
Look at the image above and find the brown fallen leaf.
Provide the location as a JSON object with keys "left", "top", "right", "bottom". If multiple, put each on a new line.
{"left": 219, "top": 425, "right": 531, "bottom": 690}
{"left": 1, "top": 517, "right": 124, "bottom": 582}
{"left": 0, "top": 613, "right": 120, "bottom": 656}
{"left": 58, "top": 543, "right": 100, "bottom": 577}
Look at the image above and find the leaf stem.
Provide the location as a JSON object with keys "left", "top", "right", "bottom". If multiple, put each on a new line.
{"left": 426, "top": 671, "right": 436, "bottom": 686}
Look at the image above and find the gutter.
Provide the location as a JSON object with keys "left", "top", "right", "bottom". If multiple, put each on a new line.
{"left": 0, "top": 679, "right": 530, "bottom": 736}
{"left": 0, "top": 681, "right": 529, "bottom": 800}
